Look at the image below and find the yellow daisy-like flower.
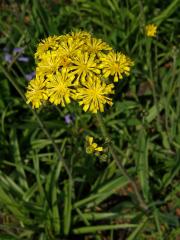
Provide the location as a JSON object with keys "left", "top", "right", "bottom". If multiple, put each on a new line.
{"left": 26, "top": 31, "right": 135, "bottom": 113}
{"left": 145, "top": 24, "right": 157, "bottom": 37}
{"left": 46, "top": 69, "right": 75, "bottom": 106}
{"left": 26, "top": 76, "right": 48, "bottom": 108}
{"left": 56, "top": 50, "right": 72, "bottom": 68}
{"left": 85, "top": 37, "right": 112, "bottom": 54}
{"left": 86, "top": 136, "right": 103, "bottom": 154}
{"left": 76, "top": 75, "right": 114, "bottom": 113}
{"left": 35, "top": 36, "right": 59, "bottom": 59}
{"left": 69, "top": 31, "right": 91, "bottom": 41}
{"left": 58, "top": 36, "right": 84, "bottom": 59}
{"left": 36, "top": 51, "right": 61, "bottom": 76}
{"left": 99, "top": 52, "right": 134, "bottom": 82}
{"left": 69, "top": 52, "right": 101, "bottom": 84}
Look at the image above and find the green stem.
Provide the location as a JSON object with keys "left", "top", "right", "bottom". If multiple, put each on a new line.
{"left": 138, "top": 0, "right": 146, "bottom": 28}
{"left": 96, "top": 113, "right": 148, "bottom": 211}
{"left": 146, "top": 39, "right": 162, "bottom": 132}
{"left": 33, "top": 110, "right": 72, "bottom": 181}
{"left": 153, "top": 207, "right": 163, "bottom": 240}
{"left": 1, "top": 66, "right": 72, "bottom": 181}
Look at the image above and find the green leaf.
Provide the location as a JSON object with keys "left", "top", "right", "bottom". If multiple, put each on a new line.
{"left": 145, "top": 101, "right": 164, "bottom": 123}
{"left": 74, "top": 175, "right": 129, "bottom": 209}
{"left": 9, "top": 129, "right": 29, "bottom": 190}
{"left": 127, "top": 216, "right": 148, "bottom": 240}
{"left": 73, "top": 224, "right": 137, "bottom": 234}
{"left": 152, "top": 0, "right": 179, "bottom": 25}
{"left": 63, "top": 180, "right": 72, "bottom": 235}
{"left": 0, "top": 236, "right": 18, "bottom": 240}
{"left": 135, "top": 128, "right": 149, "bottom": 202}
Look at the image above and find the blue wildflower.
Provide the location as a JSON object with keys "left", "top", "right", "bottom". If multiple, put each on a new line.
{"left": 25, "top": 71, "right": 36, "bottom": 81}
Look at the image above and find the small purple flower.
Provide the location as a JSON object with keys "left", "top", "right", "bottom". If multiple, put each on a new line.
{"left": 13, "top": 47, "right": 24, "bottom": 54}
{"left": 4, "top": 53, "right": 13, "bottom": 63}
{"left": 3, "top": 47, "right": 9, "bottom": 52}
{"left": 65, "top": 115, "right": 72, "bottom": 124}
{"left": 64, "top": 114, "right": 75, "bottom": 124}
{"left": 3, "top": 46, "right": 30, "bottom": 64}
{"left": 25, "top": 71, "right": 36, "bottom": 81}
{"left": 18, "top": 56, "right": 29, "bottom": 62}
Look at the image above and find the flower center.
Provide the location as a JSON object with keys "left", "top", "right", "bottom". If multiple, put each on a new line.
{"left": 113, "top": 62, "right": 119, "bottom": 71}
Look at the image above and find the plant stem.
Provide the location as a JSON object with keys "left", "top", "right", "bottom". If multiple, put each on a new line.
{"left": 33, "top": 110, "right": 72, "bottom": 181}
{"left": 1, "top": 66, "right": 72, "bottom": 181}
{"left": 146, "top": 39, "right": 162, "bottom": 133}
{"left": 96, "top": 113, "right": 148, "bottom": 211}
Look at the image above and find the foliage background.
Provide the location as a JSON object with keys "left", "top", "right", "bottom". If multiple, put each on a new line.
{"left": 0, "top": 0, "right": 179, "bottom": 239}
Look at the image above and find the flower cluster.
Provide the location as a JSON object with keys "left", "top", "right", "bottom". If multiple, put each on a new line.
{"left": 25, "top": 31, "right": 134, "bottom": 113}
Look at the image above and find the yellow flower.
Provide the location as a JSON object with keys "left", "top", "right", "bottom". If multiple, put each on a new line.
{"left": 46, "top": 69, "right": 75, "bottom": 106}
{"left": 76, "top": 75, "right": 114, "bottom": 113}
{"left": 145, "top": 24, "right": 157, "bottom": 37}
{"left": 69, "top": 52, "right": 101, "bottom": 84}
{"left": 26, "top": 76, "right": 48, "bottom": 108}
{"left": 69, "top": 31, "right": 91, "bottom": 41}
{"left": 99, "top": 52, "right": 134, "bottom": 82}
{"left": 58, "top": 36, "right": 84, "bottom": 59}
{"left": 35, "top": 36, "right": 59, "bottom": 59}
{"left": 85, "top": 37, "right": 112, "bottom": 54}
{"left": 86, "top": 136, "right": 103, "bottom": 154}
{"left": 36, "top": 51, "right": 61, "bottom": 76}
{"left": 56, "top": 51, "right": 72, "bottom": 68}
{"left": 26, "top": 31, "right": 135, "bottom": 112}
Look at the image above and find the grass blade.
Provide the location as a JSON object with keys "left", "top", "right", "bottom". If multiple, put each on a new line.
{"left": 73, "top": 224, "right": 137, "bottom": 234}
{"left": 136, "top": 128, "right": 149, "bottom": 202}
{"left": 63, "top": 180, "right": 72, "bottom": 235}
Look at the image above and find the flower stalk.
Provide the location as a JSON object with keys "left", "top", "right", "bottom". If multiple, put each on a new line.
{"left": 96, "top": 113, "right": 148, "bottom": 211}
{"left": 1, "top": 66, "right": 72, "bottom": 181}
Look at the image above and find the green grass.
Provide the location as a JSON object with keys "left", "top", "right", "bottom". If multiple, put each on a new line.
{"left": 0, "top": 0, "right": 179, "bottom": 239}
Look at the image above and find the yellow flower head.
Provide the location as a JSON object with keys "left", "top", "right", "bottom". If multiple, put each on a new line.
{"left": 85, "top": 37, "right": 112, "bottom": 54}
{"left": 35, "top": 36, "right": 59, "bottom": 60}
{"left": 26, "top": 31, "right": 134, "bottom": 113}
{"left": 46, "top": 69, "right": 75, "bottom": 106}
{"left": 69, "top": 31, "right": 91, "bottom": 41}
{"left": 26, "top": 75, "right": 48, "bottom": 108}
{"left": 99, "top": 52, "right": 134, "bottom": 82}
{"left": 86, "top": 136, "right": 103, "bottom": 154}
{"left": 76, "top": 75, "right": 114, "bottom": 113}
{"left": 145, "top": 24, "right": 157, "bottom": 37}
{"left": 69, "top": 52, "right": 101, "bottom": 84}
{"left": 36, "top": 51, "right": 62, "bottom": 76}
{"left": 58, "top": 36, "right": 84, "bottom": 59}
